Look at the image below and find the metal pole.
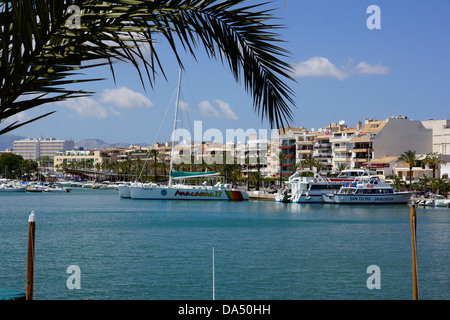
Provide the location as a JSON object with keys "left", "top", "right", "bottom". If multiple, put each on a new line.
{"left": 410, "top": 202, "right": 419, "bottom": 300}
{"left": 26, "top": 211, "right": 36, "bottom": 300}
{"left": 169, "top": 68, "right": 182, "bottom": 187}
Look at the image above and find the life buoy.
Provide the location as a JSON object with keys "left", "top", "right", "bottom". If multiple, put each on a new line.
{"left": 367, "top": 184, "right": 373, "bottom": 188}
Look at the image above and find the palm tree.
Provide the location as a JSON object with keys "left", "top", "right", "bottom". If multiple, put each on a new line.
{"left": 437, "top": 178, "right": 450, "bottom": 198}
{"left": 397, "top": 150, "right": 419, "bottom": 187}
{"left": 149, "top": 149, "right": 159, "bottom": 182}
{"left": 0, "top": 1, "right": 295, "bottom": 135}
{"left": 278, "top": 151, "right": 287, "bottom": 187}
{"left": 392, "top": 175, "right": 405, "bottom": 191}
{"left": 301, "top": 156, "right": 316, "bottom": 171}
{"left": 424, "top": 152, "right": 445, "bottom": 179}
{"left": 335, "top": 163, "right": 348, "bottom": 173}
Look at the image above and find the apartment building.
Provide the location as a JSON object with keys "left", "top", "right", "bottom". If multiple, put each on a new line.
{"left": 277, "top": 127, "right": 306, "bottom": 177}
{"left": 54, "top": 150, "right": 103, "bottom": 168}
{"left": 422, "top": 119, "right": 450, "bottom": 155}
{"left": 13, "top": 138, "right": 74, "bottom": 160}
{"left": 356, "top": 117, "right": 432, "bottom": 177}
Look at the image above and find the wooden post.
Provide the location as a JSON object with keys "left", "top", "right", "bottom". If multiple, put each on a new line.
{"left": 410, "top": 203, "right": 419, "bottom": 300}
{"left": 26, "top": 211, "right": 36, "bottom": 300}
{"left": 212, "top": 246, "right": 215, "bottom": 301}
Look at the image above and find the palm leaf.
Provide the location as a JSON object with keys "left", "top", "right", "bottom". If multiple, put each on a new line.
{"left": 1, "top": 0, "right": 296, "bottom": 135}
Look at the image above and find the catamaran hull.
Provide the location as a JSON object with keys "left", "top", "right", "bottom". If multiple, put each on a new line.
{"left": 118, "top": 185, "right": 131, "bottom": 198}
{"left": 128, "top": 186, "right": 249, "bottom": 201}
{"left": 332, "top": 192, "right": 412, "bottom": 204}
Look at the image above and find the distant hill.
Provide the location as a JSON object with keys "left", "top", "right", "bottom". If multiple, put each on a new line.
{"left": 75, "top": 138, "right": 150, "bottom": 150}
{"left": 0, "top": 135, "right": 150, "bottom": 152}
{"left": 0, "top": 133, "right": 27, "bottom": 150}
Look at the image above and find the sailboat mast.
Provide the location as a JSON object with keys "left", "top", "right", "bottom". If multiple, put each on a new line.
{"left": 169, "top": 68, "right": 182, "bottom": 186}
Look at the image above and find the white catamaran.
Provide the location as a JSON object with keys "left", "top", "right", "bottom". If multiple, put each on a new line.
{"left": 119, "top": 70, "right": 249, "bottom": 201}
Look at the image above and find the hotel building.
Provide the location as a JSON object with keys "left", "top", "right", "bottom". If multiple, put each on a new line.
{"left": 13, "top": 138, "right": 74, "bottom": 160}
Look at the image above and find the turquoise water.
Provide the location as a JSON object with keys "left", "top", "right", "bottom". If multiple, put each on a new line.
{"left": 0, "top": 188, "right": 449, "bottom": 300}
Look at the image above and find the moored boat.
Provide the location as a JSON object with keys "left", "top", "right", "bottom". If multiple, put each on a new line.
{"left": 329, "top": 177, "right": 412, "bottom": 204}
{"left": 120, "top": 69, "right": 249, "bottom": 202}
{"left": 276, "top": 169, "right": 377, "bottom": 203}
{"left": 0, "top": 181, "right": 27, "bottom": 192}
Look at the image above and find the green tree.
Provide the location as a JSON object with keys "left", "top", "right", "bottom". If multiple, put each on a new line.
{"left": 0, "top": 153, "right": 25, "bottom": 179}
{"left": 335, "top": 163, "right": 348, "bottom": 173}
{"left": 0, "top": 1, "right": 295, "bottom": 135}
{"left": 392, "top": 175, "right": 405, "bottom": 191}
{"left": 278, "top": 151, "right": 287, "bottom": 187}
{"left": 437, "top": 178, "right": 450, "bottom": 198}
{"left": 424, "top": 152, "right": 445, "bottom": 179}
{"left": 397, "top": 150, "right": 419, "bottom": 187}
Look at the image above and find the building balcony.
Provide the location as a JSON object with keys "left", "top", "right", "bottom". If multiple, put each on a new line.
{"left": 333, "top": 147, "right": 350, "bottom": 152}
{"left": 314, "top": 143, "right": 331, "bottom": 148}
{"left": 352, "top": 148, "right": 369, "bottom": 153}
{"left": 334, "top": 157, "right": 352, "bottom": 162}
{"left": 299, "top": 149, "right": 313, "bottom": 154}
{"left": 296, "top": 140, "right": 314, "bottom": 145}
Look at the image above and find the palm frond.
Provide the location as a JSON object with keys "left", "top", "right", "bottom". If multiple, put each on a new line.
{"left": 0, "top": 0, "right": 296, "bottom": 135}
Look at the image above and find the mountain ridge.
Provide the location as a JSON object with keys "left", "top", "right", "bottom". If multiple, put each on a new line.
{"left": 75, "top": 138, "right": 151, "bottom": 150}
{"left": 0, "top": 135, "right": 151, "bottom": 151}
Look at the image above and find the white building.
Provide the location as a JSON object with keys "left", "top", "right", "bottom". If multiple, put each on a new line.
{"left": 13, "top": 138, "right": 74, "bottom": 160}
{"left": 421, "top": 119, "right": 450, "bottom": 155}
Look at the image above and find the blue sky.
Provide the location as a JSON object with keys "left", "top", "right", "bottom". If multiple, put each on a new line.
{"left": 7, "top": 0, "right": 450, "bottom": 144}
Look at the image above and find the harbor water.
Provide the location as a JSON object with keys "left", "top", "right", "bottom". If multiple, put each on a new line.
{"left": 1, "top": 188, "right": 449, "bottom": 300}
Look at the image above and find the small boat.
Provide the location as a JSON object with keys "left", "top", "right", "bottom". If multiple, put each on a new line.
{"left": 26, "top": 183, "right": 46, "bottom": 192}
{"left": 329, "top": 177, "right": 412, "bottom": 204}
{"left": 428, "top": 195, "right": 450, "bottom": 207}
{"left": 44, "top": 183, "right": 71, "bottom": 192}
{"left": 0, "top": 182, "right": 27, "bottom": 192}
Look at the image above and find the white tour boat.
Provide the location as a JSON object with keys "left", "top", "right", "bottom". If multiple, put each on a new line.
{"left": 276, "top": 169, "right": 377, "bottom": 203}
{"left": 325, "top": 177, "right": 412, "bottom": 204}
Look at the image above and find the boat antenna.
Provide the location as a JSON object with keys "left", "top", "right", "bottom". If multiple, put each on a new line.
{"left": 169, "top": 68, "right": 182, "bottom": 186}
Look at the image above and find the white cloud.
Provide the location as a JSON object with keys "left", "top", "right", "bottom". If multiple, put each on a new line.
{"left": 178, "top": 100, "right": 191, "bottom": 112}
{"left": 59, "top": 97, "right": 108, "bottom": 119}
{"left": 214, "top": 100, "right": 239, "bottom": 120}
{"left": 198, "top": 100, "right": 239, "bottom": 120}
{"left": 2, "top": 111, "right": 29, "bottom": 124}
{"left": 60, "top": 87, "right": 153, "bottom": 119}
{"left": 198, "top": 100, "right": 221, "bottom": 117}
{"left": 293, "top": 57, "right": 390, "bottom": 80}
{"left": 293, "top": 57, "right": 347, "bottom": 80}
{"left": 100, "top": 86, "right": 153, "bottom": 109}
{"left": 354, "top": 61, "right": 391, "bottom": 75}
